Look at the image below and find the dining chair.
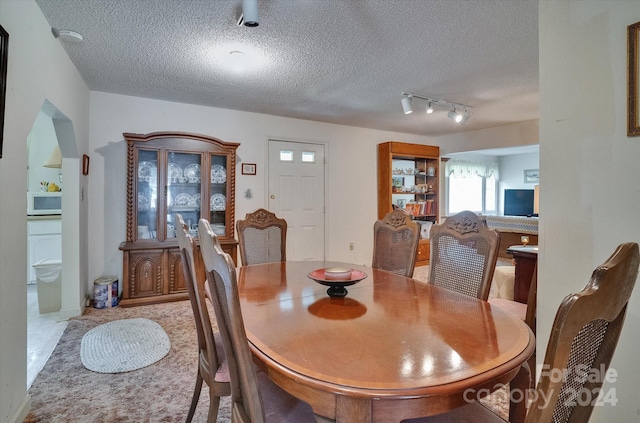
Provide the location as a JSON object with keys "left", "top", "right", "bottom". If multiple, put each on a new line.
{"left": 176, "top": 214, "right": 231, "bottom": 423}
{"left": 199, "top": 218, "right": 318, "bottom": 423}
{"left": 428, "top": 210, "right": 500, "bottom": 300}
{"left": 236, "top": 208, "right": 287, "bottom": 266}
{"left": 402, "top": 242, "right": 640, "bottom": 423}
{"left": 372, "top": 208, "right": 421, "bottom": 277}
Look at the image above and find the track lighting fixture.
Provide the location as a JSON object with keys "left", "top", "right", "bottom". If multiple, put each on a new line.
{"left": 239, "top": 0, "right": 259, "bottom": 27}
{"left": 401, "top": 95, "right": 413, "bottom": 114}
{"left": 401, "top": 92, "right": 473, "bottom": 124}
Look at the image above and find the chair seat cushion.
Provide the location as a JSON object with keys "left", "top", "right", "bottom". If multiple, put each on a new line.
{"left": 401, "top": 401, "right": 506, "bottom": 422}
{"left": 489, "top": 298, "right": 527, "bottom": 321}
{"left": 490, "top": 265, "right": 515, "bottom": 300}
{"left": 258, "top": 372, "right": 317, "bottom": 422}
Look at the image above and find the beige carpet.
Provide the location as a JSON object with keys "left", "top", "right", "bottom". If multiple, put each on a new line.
{"left": 24, "top": 300, "right": 230, "bottom": 423}
{"left": 25, "top": 286, "right": 507, "bottom": 422}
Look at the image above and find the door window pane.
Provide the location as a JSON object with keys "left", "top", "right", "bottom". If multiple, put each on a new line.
{"left": 280, "top": 150, "right": 294, "bottom": 162}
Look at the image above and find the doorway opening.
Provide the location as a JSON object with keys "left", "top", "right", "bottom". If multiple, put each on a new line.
{"left": 26, "top": 100, "right": 83, "bottom": 387}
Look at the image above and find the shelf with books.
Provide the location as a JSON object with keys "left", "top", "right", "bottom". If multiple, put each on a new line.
{"left": 378, "top": 142, "right": 440, "bottom": 266}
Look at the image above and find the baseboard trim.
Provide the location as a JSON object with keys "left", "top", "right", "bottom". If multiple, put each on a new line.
{"left": 8, "top": 393, "right": 31, "bottom": 423}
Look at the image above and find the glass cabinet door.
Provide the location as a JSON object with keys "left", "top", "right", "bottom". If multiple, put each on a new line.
{"left": 137, "top": 150, "right": 159, "bottom": 240}
{"left": 166, "top": 151, "right": 202, "bottom": 239}
{"left": 208, "top": 154, "right": 228, "bottom": 237}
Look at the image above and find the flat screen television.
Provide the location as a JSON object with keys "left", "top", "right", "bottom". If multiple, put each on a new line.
{"left": 504, "top": 189, "right": 535, "bottom": 216}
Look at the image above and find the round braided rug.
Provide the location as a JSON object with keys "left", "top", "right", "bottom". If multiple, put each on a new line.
{"left": 80, "top": 318, "right": 170, "bottom": 373}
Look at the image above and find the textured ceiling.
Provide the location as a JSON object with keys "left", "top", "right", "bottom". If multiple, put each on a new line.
{"left": 35, "top": 0, "right": 539, "bottom": 137}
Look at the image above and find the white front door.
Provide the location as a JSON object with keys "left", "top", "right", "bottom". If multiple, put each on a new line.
{"left": 268, "top": 140, "right": 325, "bottom": 261}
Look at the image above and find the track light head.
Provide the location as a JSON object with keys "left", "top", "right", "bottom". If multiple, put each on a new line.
{"left": 426, "top": 101, "right": 434, "bottom": 114}
{"left": 448, "top": 108, "right": 463, "bottom": 123}
{"left": 401, "top": 96, "right": 413, "bottom": 114}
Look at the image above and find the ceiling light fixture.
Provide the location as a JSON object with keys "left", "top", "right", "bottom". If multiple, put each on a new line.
{"left": 401, "top": 95, "right": 413, "bottom": 114}
{"left": 401, "top": 92, "right": 473, "bottom": 124}
{"left": 228, "top": 50, "right": 249, "bottom": 72}
{"left": 239, "top": 0, "right": 259, "bottom": 27}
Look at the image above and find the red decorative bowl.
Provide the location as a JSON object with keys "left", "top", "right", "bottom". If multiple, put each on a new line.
{"left": 307, "top": 268, "right": 367, "bottom": 298}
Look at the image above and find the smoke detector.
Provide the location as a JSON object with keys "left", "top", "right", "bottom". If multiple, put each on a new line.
{"left": 52, "top": 28, "right": 84, "bottom": 43}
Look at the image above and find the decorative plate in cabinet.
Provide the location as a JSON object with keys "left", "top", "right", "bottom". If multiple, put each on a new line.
{"left": 211, "top": 164, "right": 226, "bottom": 184}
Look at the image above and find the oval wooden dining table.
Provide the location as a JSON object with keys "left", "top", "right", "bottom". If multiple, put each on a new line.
{"left": 237, "top": 261, "right": 535, "bottom": 423}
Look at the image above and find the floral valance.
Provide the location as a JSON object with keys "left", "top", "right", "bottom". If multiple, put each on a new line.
{"left": 445, "top": 159, "right": 499, "bottom": 179}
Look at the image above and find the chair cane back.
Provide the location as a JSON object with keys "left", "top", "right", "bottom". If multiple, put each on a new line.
{"left": 236, "top": 208, "right": 287, "bottom": 266}
{"left": 428, "top": 210, "right": 500, "bottom": 300}
{"left": 372, "top": 209, "right": 421, "bottom": 277}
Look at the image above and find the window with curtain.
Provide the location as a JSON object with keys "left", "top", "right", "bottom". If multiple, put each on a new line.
{"left": 446, "top": 159, "right": 498, "bottom": 215}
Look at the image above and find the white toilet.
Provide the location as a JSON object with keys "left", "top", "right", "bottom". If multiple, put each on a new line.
{"left": 32, "top": 259, "right": 62, "bottom": 313}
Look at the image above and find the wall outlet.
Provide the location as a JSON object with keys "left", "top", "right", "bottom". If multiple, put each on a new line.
{"left": 349, "top": 242, "right": 354, "bottom": 251}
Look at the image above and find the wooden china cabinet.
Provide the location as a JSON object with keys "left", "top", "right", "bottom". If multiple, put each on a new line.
{"left": 377, "top": 141, "right": 440, "bottom": 266}
{"left": 119, "top": 131, "right": 239, "bottom": 307}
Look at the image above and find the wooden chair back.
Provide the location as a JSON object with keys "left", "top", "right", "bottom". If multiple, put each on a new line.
{"left": 236, "top": 208, "right": 287, "bottom": 266}
{"left": 372, "top": 209, "right": 421, "bottom": 277}
{"left": 428, "top": 210, "right": 500, "bottom": 300}
{"left": 200, "top": 218, "right": 265, "bottom": 422}
{"left": 200, "top": 218, "right": 317, "bottom": 422}
{"left": 525, "top": 242, "right": 639, "bottom": 423}
{"left": 175, "top": 213, "right": 229, "bottom": 422}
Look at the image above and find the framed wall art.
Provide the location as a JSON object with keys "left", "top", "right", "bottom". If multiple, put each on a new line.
{"left": 242, "top": 163, "right": 256, "bottom": 175}
{"left": 524, "top": 169, "right": 539, "bottom": 184}
{"left": 628, "top": 20, "right": 640, "bottom": 137}
{"left": 0, "top": 25, "right": 8, "bottom": 158}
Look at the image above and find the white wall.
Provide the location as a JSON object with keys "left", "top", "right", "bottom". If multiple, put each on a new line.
{"left": 0, "top": 1, "right": 90, "bottom": 422}
{"left": 498, "top": 152, "right": 539, "bottom": 214}
{"left": 539, "top": 1, "right": 640, "bottom": 420}
{"left": 437, "top": 119, "right": 539, "bottom": 155}
{"left": 499, "top": 153, "right": 539, "bottom": 189}
{"left": 27, "top": 112, "right": 60, "bottom": 192}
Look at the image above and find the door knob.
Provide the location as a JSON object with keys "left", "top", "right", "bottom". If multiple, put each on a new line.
{"left": 270, "top": 195, "right": 276, "bottom": 199}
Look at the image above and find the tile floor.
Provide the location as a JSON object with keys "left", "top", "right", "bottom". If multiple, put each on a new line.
{"left": 27, "top": 284, "right": 68, "bottom": 389}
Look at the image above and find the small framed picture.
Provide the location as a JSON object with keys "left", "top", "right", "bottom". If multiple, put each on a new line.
{"left": 628, "top": 21, "right": 640, "bottom": 136}
{"left": 524, "top": 168, "right": 539, "bottom": 184}
{"left": 242, "top": 163, "right": 256, "bottom": 175}
{"left": 82, "top": 154, "right": 90, "bottom": 175}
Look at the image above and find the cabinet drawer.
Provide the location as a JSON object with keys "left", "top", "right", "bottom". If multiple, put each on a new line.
{"left": 28, "top": 219, "right": 62, "bottom": 235}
